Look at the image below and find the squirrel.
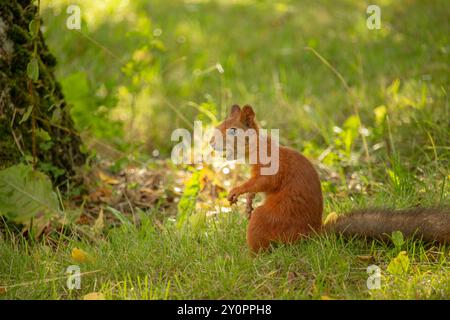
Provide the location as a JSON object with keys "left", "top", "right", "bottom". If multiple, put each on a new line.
{"left": 210, "top": 104, "right": 450, "bottom": 252}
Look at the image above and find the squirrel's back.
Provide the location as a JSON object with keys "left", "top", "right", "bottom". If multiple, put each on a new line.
{"left": 324, "top": 207, "right": 450, "bottom": 243}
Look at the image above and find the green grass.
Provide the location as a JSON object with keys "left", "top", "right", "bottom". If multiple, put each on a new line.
{"left": 1, "top": 186, "right": 449, "bottom": 300}
{"left": 0, "top": 0, "right": 449, "bottom": 299}
{"left": 40, "top": 0, "right": 449, "bottom": 157}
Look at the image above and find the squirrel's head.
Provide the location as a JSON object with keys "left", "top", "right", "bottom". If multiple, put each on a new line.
{"left": 210, "top": 104, "right": 258, "bottom": 159}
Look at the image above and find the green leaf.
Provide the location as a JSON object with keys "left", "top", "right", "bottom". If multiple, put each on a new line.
{"left": 36, "top": 128, "right": 51, "bottom": 141}
{"left": 391, "top": 230, "right": 405, "bottom": 248}
{"left": 343, "top": 115, "right": 360, "bottom": 130}
{"left": 387, "top": 251, "right": 410, "bottom": 275}
{"left": 19, "top": 106, "right": 33, "bottom": 124}
{"left": 106, "top": 206, "right": 132, "bottom": 226}
{"left": 27, "top": 57, "right": 39, "bottom": 81}
{"left": 28, "top": 19, "right": 38, "bottom": 37}
{"left": 39, "top": 140, "right": 54, "bottom": 152}
{"left": 0, "top": 164, "right": 61, "bottom": 237}
{"left": 374, "top": 105, "right": 387, "bottom": 125}
{"left": 388, "top": 79, "right": 401, "bottom": 96}
{"left": 150, "top": 39, "right": 166, "bottom": 52}
{"left": 38, "top": 162, "right": 64, "bottom": 178}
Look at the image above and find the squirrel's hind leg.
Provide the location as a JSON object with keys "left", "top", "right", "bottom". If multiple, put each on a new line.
{"left": 247, "top": 207, "right": 312, "bottom": 252}
{"left": 247, "top": 207, "right": 272, "bottom": 252}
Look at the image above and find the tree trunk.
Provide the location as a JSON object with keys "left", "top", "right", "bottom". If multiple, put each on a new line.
{"left": 0, "top": 0, "right": 86, "bottom": 186}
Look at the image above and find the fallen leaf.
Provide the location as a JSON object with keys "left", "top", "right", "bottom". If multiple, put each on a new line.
{"left": 357, "top": 255, "right": 374, "bottom": 262}
{"left": 323, "top": 211, "right": 338, "bottom": 225}
{"left": 89, "top": 187, "right": 112, "bottom": 202}
{"left": 98, "top": 171, "right": 120, "bottom": 185}
{"left": 139, "top": 187, "right": 161, "bottom": 203}
{"left": 287, "top": 271, "right": 298, "bottom": 283}
{"left": 71, "top": 247, "right": 90, "bottom": 263}
{"left": 93, "top": 208, "right": 104, "bottom": 234}
{"left": 83, "top": 292, "right": 105, "bottom": 300}
{"left": 0, "top": 287, "right": 7, "bottom": 295}
{"left": 387, "top": 251, "right": 410, "bottom": 275}
{"left": 321, "top": 295, "right": 335, "bottom": 300}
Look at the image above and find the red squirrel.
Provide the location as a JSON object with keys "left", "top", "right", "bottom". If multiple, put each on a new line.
{"left": 211, "top": 104, "right": 450, "bottom": 252}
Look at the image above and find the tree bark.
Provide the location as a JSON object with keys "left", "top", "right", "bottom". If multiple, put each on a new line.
{"left": 0, "top": 0, "right": 86, "bottom": 186}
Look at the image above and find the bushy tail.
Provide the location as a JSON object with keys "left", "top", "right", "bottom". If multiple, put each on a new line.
{"left": 324, "top": 208, "right": 450, "bottom": 243}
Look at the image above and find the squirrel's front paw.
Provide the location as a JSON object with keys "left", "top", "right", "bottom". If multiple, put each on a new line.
{"left": 227, "top": 188, "right": 241, "bottom": 205}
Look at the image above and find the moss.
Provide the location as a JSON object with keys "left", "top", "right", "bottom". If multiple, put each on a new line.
{"left": 0, "top": 131, "right": 20, "bottom": 170}
{"left": 10, "top": 24, "right": 30, "bottom": 44}
{"left": 0, "top": 0, "right": 86, "bottom": 186}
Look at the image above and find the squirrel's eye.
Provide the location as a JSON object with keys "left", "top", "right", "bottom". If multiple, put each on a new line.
{"left": 228, "top": 128, "right": 237, "bottom": 136}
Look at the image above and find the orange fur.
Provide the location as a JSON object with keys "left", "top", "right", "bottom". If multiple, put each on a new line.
{"left": 214, "top": 105, "right": 450, "bottom": 252}
{"left": 213, "top": 105, "right": 322, "bottom": 251}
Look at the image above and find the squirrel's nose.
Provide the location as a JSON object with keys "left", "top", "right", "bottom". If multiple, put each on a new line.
{"left": 210, "top": 136, "right": 216, "bottom": 148}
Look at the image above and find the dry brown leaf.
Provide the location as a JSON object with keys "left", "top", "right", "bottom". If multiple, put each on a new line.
{"left": 139, "top": 188, "right": 161, "bottom": 204}
{"left": 89, "top": 187, "right": 112, "bottom": 202}
{"left": 287, "top": 271, "right": 298, "bottom": 283}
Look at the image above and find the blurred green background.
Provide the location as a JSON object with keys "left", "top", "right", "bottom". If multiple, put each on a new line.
{"left": 41, "top": 0, "right": 449, "bottom": 187}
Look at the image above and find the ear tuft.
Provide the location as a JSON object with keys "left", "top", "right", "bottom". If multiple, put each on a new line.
{"left": 241, "top": 105, "right": 255, "bottom": 127}
{"left": 230, "top": 104, "right": 241, "bottom": 116}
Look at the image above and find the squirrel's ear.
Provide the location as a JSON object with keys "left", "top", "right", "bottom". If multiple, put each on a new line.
{"left": 230, "top": 104, "right": 241, "bottom": 116}
{"left": 240, "top": 105, "right": 255, "bottom": 127}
